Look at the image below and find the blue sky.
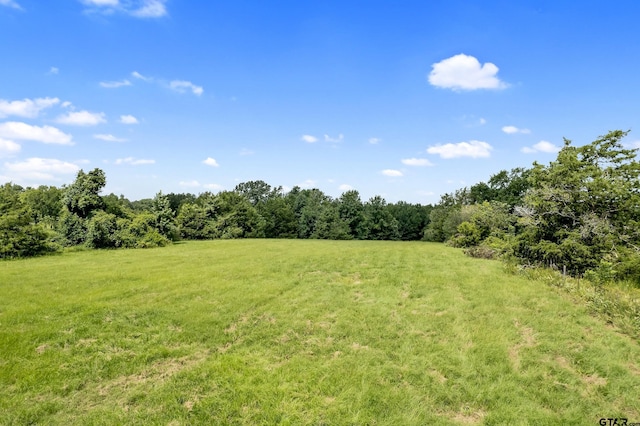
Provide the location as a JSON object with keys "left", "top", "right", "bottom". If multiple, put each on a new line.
{"left": 1, "top": 0, "right": 639, "bottom": 204}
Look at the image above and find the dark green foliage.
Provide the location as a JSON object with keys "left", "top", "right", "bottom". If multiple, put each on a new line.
{"left": 62, "top": 169, "right": 106, "bottom": 218}
{"left": 338, "top": 190, "right": 365, "bottom": 238}
{"left": 86, "top": 211, "right": 119, "bottom": 248}
{"left": 0, "top": 183, "right": 55, "bottom": 258}
{"left": 360, "top": 196, "right": 400, "bottom": 240}
{"left": 150, "top": 192, "right": 179, "bottom": 240}
{"left": 213, "top": 191, "right": 265, "bottom": 238}
{"left": 258, "top": 196, "right": 297, "bottom": 238}
{"left": 387, "top": 202, "right": 431, "bottom": 241}
{"left": 312, "top": 202, "right": 352, "bottom": 240}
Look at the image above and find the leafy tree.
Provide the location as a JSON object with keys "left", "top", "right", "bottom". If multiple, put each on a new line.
{"left": 20, "top": 185, "right": 62, "bottom": 224}
{"left": 150, "top": 192, "right": 178, "bottom": 240}
{"left": 514, "top": 130, "right": 640, "bottom": 276}
{"left": 387, "top": 201, "right": 432, "bottom": 241}
{"left": 62, "top": 168, "right": 106, "bottom": 218}
{"left": 176, "top": 202, "right": 216, "bottom": 239}
{"left": 258, "top": 196, "right": 297, "bottom": 238}
{"left": 338, "top": 190, "right": 365, "bottom": 239}
{"left": 312, "top": 202, "right": 352, "bottom": 240}
{"left": 360, "top": 196, "right": 400, "bottom": 240}
{"left": 0, "top": 183, "right": 54, "bottom": 258}
{"left": 234, "top": 180, "right": 278, "bottom": 206}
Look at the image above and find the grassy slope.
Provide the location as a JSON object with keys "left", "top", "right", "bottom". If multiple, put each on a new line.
{"left": 1, "top": 240, "right": 639, "bottom": 425}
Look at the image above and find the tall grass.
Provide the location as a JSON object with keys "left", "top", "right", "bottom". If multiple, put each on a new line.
{"left": 1, "top": 240, "right": 640, "bottom": 424}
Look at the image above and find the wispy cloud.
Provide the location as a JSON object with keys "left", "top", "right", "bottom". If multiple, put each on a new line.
{"left": 169, "top": 80, "right": 203, "bottom": 96}
{"left": 0, "top": 97, "right": 60, "bottom": 118}
{"left": 48, "top": 67, "right": 59, "bottom": 75}
{"left": 427, "top": 140, "right": 492, "bottom": 159}
{"left": 131, "top": 71, "right": 151, "bottom": 81}
{"left": 382, "top": 169, "right": 403, "bottom": 177}
{"left": 56, "top": 110, "right": 106, "bottom": 126}
{"left": 239, "top": 148, "right": 254, "bottom": 156}
{"left": 80, "top": 0, "right": 168, "bottom": 18}
{"left": 339, "top": 184, "right": 353, "bottom": 191}
{"left": 401, "top": 158, "right": 434, "bottom": 166}
{"left": 99, "top": 79, "right": 131, "bottom": 88}
{"left": 0, "top": 122, "right": 73, "bottom": 145}
{"left": 93, "top": 134, "right": 126, "bottom": 142}
{"left": 301, "top": 135, "right": 318, "bottom": 143}
{"left": 114, "top": 157, "right": 155, "bottom": 165}
{"left": 521, "top": 140, "right": 560, "bottom": 154}
{"left": 179, "top": 180, "right": 201, "bottom": 187}
{"left": 0, "top": 0, "right": 22, "bottom": 10}
{"left": 502, "top": 125, "right": 531, "bottom": 134}
{"left": 324, "top": 133, "right": 344, "bottom": 143}
{"left": 4, "top": 157, "right": 80, "bottom": 181}
{"left": 368, "top": 137, "right": 381, "bottom": 144}
{"left": 428, "top": 54, "right": 508, "bottom": 91}
{"left": 120, "top": 114, "right": 138, "bottom": 124}
{"left": 203, "top": 157, "right": 219, "bottom": 167}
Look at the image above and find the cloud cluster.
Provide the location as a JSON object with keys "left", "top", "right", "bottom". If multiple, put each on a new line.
{"left": 56, "top": 110, "right": 106, "bottom": 126}
{"left": 4, "top": 158, "right": 80, "bottom": 181}
{"left": 428, "top": 54, "right": 507, "bottom": 91}
{"left": 0, "top": 97, "right": 59, "bottom": 118}
{"left": 0, "top": 138, "right": 21, "bottom": 157}
{"left": 103, "top": 71, "right": 204, "bottom": 97}
{"left": 80, "top": 0, "right": 167, "bottom": 18}
{"left": 521, "top": 141, "right": 560, "bottom": 154}
{"left": 427, "top": 140, "right": 492, "bottom": 159}
{"left": 382, "top": 169, "right": 403, "bottom": 177}
{"left": 301, "top": 135, "right": 318, "bottom": 143}
{"left": 0, "top": 121, "right": 73, "bottom": 145}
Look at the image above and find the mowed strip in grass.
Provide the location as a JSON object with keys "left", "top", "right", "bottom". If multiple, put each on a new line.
{"left": 1, "top": 240, "right": 639, "bottom": 425}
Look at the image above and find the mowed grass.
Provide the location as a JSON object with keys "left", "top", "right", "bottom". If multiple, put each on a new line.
{"left": 1, "top": 240, "right": 640, "bottom": 425}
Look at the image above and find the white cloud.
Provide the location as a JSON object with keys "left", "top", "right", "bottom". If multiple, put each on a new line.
{"left": 99, "top": 79, "right": 131, "bottom": 88}
{"left": 203, "top": 157, "right": 219, "bottom": 167}
{"left": 301, "top": 135, "right": 318, "bottom": 143}
{"left": 179, "top": 180, "right": 200, "bottom": 187}
{"left": 339, "top": 184, "right": 353, "bottom": 191}
{"left": 56, "top": 110, "right": 106, "bottom": 126}
{"left": 131, "top": 71, "right": 150, "bottom": 81}
{"left": 479, "top": 118, "right": 487, "bottom": 125}
{"left": 300, "top": 179, "right": 317, "bottom": 188}
{"left": 114, "top": 157, "right": 155, "bottom": 165}
{"left": 382, "top": 169, "right": 403, "bottom": 177}
{"left": 0, "top": 121, "right": 73, "bottom": 145}
{"left": 521, "top": 140, "right": 561, "bottom": 154}
{"left": 0, "top": 138, "right": 20, "bottom": 157}
{"left": 239, "top": 148, "right": 254, "bottom": 156}
{"left": 368, "top": 137, "right": 381, "bottom": 144}
{"left": 401, "top": 158, "right": 434, "bottom": 166}
{"left": 131, "top": 0, "right": 167, "bottom": 17}
{"left": 93, "top": 134, "right": 126, "bottom": 142}
{"left": 0, "top": 0, "right": 22, "bottom": 9}
{"left": 48, "top": 67, "right": 59, "bottom": 75}
{"left": 4, "top": 158, "right": 80, "bottom": 181}
{"left": 169, "top": 80, "right": 203, "bottom": 96}
{"left": 0, "top": 97, "right": 60, "bottom": 118}
{"left": 203, "top": 183, "right": 223, "bottom": 190}
{"left": 428, "top": 54, "right": 508, "bottom": 91}
{"left": 502, "top": 125, "right": 531, "bottom": 134}
{"left": 324, "top": 133, "right": 344, "bottom": 143}
{"left": 61, "top": 101, "right": 72, "bottom": 108}
{"left": 80, "top": 0, "right": 167, "bottom": 18}
{"left": 427, "top": 140, "right": 493, "bottom": 159}
{"left": 120, "top": 114, "right": 138, "bottom": 124}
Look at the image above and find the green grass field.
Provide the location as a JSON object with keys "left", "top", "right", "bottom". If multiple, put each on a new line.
{"left": 1, "top": 240, "right": 639, "bottom": 425}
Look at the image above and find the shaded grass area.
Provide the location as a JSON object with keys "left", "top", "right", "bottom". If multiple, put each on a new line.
{"left": 1, "top": 240, "right": 640, "bottom": 424}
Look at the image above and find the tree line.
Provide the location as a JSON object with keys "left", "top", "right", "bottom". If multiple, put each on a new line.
{"left": 4, "top": 129, "right": 640, "bottom": 285}
{"left": 0, "top": 171, "right": 432, "bottom": 258}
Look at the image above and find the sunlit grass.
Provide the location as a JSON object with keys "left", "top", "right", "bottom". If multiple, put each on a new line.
{"left": 1, "top": 240, "right": 639, "bottom": 424}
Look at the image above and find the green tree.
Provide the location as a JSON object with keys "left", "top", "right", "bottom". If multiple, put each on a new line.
{"left": 360, "top": 196, "right": 400, "bottom": 240}
{"left": 62, "top": 168, "right": 106, "bottom": 218}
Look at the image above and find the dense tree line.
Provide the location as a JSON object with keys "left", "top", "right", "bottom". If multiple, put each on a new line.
{"left": 424, "top": 130, "right": 640, "bottom": 284}
{"left": 0, "top": 172, "right": 432, "bottom": 259}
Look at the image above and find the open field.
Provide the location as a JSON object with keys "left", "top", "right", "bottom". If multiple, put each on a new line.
{"left": 1, "top": 240, "right": 640, "bottom": 425}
